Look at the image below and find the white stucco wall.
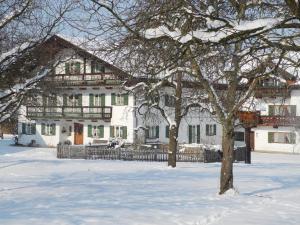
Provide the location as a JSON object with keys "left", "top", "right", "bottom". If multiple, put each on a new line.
{"left": 253, "top": 126, "right": 300, "bottom": 153}
{"left": 19, "top": 86, "right": 136, "bottom": 146}
{"left": 18, "top": 120, "right": 61, "bottom": 147}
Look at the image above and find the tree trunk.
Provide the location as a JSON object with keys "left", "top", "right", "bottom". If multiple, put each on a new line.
{"left": 167, "top": 72, "right": 182, "bottom": 168}
{"left": 168, "top": 125, "right": 177, "bottom": 167}
{"left": 219, "top": 120, "right": 235, "bottom": 194}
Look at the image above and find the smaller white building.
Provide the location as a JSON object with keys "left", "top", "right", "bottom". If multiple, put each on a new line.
{"left": 252, "top": 84, "right": 300, "bottom": 154}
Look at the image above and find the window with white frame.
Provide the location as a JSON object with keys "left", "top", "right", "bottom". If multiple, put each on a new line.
{"left": 111, "top": 93, "right": 128, "bottom": 106}
{"left": 64, "top": 94, "right": 82, "bottom": 107}
{"left": 88, "top": 125, "right": 104, "bottom": 138}
{"left": 146, "top": 126, "right": 159, "bottom": 139}
{"left": 110, "top": 126, "right": 127, "bottom": 139}
{"left": 89, "top": 94, "right": 105, "bottom": 107}
{"left": 269, "top": 105, "right": 296, "bottom": 116}
{"left": 164, "top": 95, "right": 176, "bottom": 107}
{"left": 116, "top": 94, "right": 124, "bottom": 105}
{"left": 188, "top": 125, "right": 200, "bottom": 144}
{"left": 43, "top": 94, "right": 57, "bottom": 106}
{"left": 234, "top": 132, "right": 245, "bottom": 142}
{"left": 41, "top": 123, "right": 56, "bottom": 136}
{"left": 21, "top": 123, "right": 36, "bottom": 135}
{"left": 65, "top": 62, "right": 81, "bottom": 74}
{"left": 268, "top": 132, "right": 296, "bottom": 144}
{"left": 206, "top": 124, "right": 216, "bottom": 136}
{"left": 91, "top": 61, "right": 105, "bottom": 73}
{"left": 116, "top": 126, "right": 123, "bottom": 138}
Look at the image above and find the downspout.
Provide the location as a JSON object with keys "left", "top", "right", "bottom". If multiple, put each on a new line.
{"left": 133, "top": 93, "right": 138, "bottom": 144}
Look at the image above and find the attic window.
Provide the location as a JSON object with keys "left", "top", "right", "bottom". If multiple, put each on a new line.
{"left": 165, "top": 95, "right": 176, "bottom": 107}
{"left": 65, "top": 62, "right": 81, "bottom": 74}
{"left": 91, "top": 61, "right": 105, "bottom": 73}
{"left": 260, "top": 78, "right": 284, "bottom": 88}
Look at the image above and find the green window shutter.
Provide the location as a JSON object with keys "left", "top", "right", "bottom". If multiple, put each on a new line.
{"left": 91, "top": 61, "right": 95, "bottom": 73}
{"left": 213, "top": 124, "right": 217, "bottom": 135}
{"left": 123, "top": 93, "right": 129, "bottom": 105}
{"left": 188, "top": 125, "right": 192, "bottom": 144}
{"left": 291, "top": 105, "right": 296, "bottom": 116}
{"left": 291, "top": 133, "right": 296, "bottom": 144}
{"left": 268, "top": 132, "right": 274, "bottom": 143}
{"left": 31, "top": 124, "right": 36, "bottom": 135}
{"left": 78, "top": 94, "right": 82, "bottom": 106}
{"left": 269, "top": 105, "right": 274, "bottom": 116}
{"left": 110, "top": 126, "right": 115, "bottom": 137}
{"left": 111, "top": 93, "right": 116, "bottom": 105}
{"left": 145, "top": 126, "right": 149, "bottom": 138}
{"left": 98, "top": 125, "right": 104, "bottom": 138}
{"left": 53, "top": 95, "right": 57, "bottom": 106}
{"left": 42, "top": 96, "right": 46, "bottom": 106}
{"left": 75, "top": 62, "right": 80, "bottom": 73}
{"left": 197, "top": 125, "right": 200, "bottom": 144}
{"left": 165, "top": 95, "right": 169, "bottom": 106}
{"left": 122, "top": 126, "right": 127, "bottom": 139}
{"left": 88, "top": 125, "right": 92, "bottom": 137}
{"left": 65, "top": 63, "right": 70, "bottom": 74}
{"left": 166, "top": 126, "right": 169, "bottom": 138}
{"left": 22, "top": 123, "right": 26, "bottom": 134}
{"left": 101, "top": 65, "right": 105, "bottom": 73}
{"left": 89, "top": 94, "right": 94, "bottom": 107}
{"left": 206, "top": 124, "right": 209, "bottom": 136}
{"left": 101, "top": 94, "right": 105, "bottom": 106}
{"left": 41, "top": 123, "right": 45, "bottom": 135}
{"left": 51, "top": 123, "right": 56, "bottom": 135}
{"left": 156, "top": 126, "right": 159, "bottom": 138}
{"left": 63, "top": 95, "right": 67, "bottom": 106}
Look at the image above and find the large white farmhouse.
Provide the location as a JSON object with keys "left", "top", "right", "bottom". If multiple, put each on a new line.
{"left": 17, "top": 35, "right": 300, "bottom": 154}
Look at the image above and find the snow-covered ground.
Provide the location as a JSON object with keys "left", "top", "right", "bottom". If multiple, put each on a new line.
{"left": 0, "top": 137, "right": 300, "bottom": 225}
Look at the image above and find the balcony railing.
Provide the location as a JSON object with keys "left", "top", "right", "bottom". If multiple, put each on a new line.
{"left": 259, "top": 116, "right": 300, "bottom": 126}
{"left": 254, "top": 87, "right": 289, "bottom": 98}
{"left": 43, "top": 73, "right": 123, "bottom": 86}
{"left": 26, "top": 106, "right": 112, "bottom": 120}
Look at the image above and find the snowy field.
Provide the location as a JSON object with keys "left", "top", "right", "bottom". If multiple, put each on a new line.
{"left": 0, "top": 137, "right": 300, "bottom": 225}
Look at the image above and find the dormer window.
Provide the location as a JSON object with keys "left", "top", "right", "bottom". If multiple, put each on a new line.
{"left": 91, "top": 61, "right": 105, "bottom": 73}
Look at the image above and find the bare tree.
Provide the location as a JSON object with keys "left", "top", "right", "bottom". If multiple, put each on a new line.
{"left": 82, "top": 0, "right": 300, "bottom": 194}
{"left": 0, "top": 0, "right": 75, "bottom": 122}
{"left": 128, "top": 67, "right": 206, "bottom": 167}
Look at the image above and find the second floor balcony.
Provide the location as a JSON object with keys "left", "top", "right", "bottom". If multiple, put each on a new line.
{"left": 237, "top": 111, "right": 300, "bottom": 127}
{"left": 259, "top": 116, "right": 300, "bottom": 127}
{"left": 26, "top": 106, "right": 112, "bottom": 120}
{"left": 43, "top": 73, "right": 123, "bottom": 86}
{"left": 254, "top": 87, "right": 290, "bottom": 98}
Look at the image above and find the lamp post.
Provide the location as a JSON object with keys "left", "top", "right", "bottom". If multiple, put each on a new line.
{"left": 244, "top": 127, "right": 251, "bottom": 164}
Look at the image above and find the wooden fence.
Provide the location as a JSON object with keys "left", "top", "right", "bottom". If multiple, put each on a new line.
{"left": 57, "top": 145, "right": 246, "bottom": 163}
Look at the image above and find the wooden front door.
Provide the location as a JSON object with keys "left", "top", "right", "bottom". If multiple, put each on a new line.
{"left": 74, "top": 123, "right": 83, "bottom": 145}
{"left": 250, "top": 131, "right": 255, "bottom": 151}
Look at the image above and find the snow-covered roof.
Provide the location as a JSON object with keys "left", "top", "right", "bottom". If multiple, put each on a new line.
{"left": 54, "top": 34, "right": 117, "bottom": 68}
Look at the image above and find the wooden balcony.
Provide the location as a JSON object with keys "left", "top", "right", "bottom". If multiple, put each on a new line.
{"left": 237, "top": 111, "right": 300, "bottom": 127}
{"left": 26, "top": 106, "right": 112, "bottom": 120}
{"left": 237, "top": 111, "right": 261, "bottom": 127}
{"left": 258, "top": 116, "right": 300, "bottom": 127}
{"left": 254, "top": 87, "right": 289, "bottom": 98}
{"left": 43, "top": 73, "right": 123, "bottom": 86}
